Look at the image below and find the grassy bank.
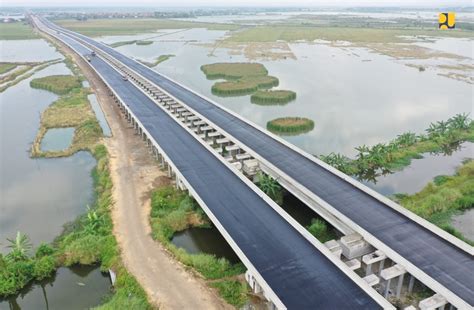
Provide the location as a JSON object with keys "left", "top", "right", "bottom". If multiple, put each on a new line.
{"left": 30, "top": 78, "right": 102, "bottom": 157}
{"left": 251, "top": 90, "right": 296, "bottom": 105}
{"left": 0, "top": 59, "right": 62, "bottom": 93}
{"left": 30, "top": 74, "right": 82, "bottom": 94}
{"left": 267, "top": 117, "right": 315, "bottom": 135}
{"left": 149, "top": 186, "right": 249, "bottom": 307}
{"left": 395, "top": 159, "right": 474, "bottom": 245}
{"left": 139, "top": 54, "right": 175, "bottom": 67}
{"left": 55, "top": 18, "right": 239, "bottom": 36}
{"left": 0, "top": 63, "right": 18, "bottom": 74}
{"left": 320, "top": 114, "right": 474, "bottom": 181}
{"left": 0, "top": 22, "right": 38, "bottom": 40}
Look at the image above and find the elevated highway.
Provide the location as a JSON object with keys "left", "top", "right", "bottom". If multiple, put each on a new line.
{"left": 35, "top": 16, "right": 473, "bottom": 309}
{"left": 33, "top": 16, "right": 391, "bottom": 309}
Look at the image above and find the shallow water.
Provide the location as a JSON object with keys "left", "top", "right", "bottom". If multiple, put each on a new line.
{"left": 0, "top": 265, "right": 111, "bottom": 310}
{"left": 88, "top": 94, "right": 111, "bottom": 137}
{"left": 0, "top": 62, "right": 96, "bottom": 247}
{"left": 452, "top": 209, "right": 474, "bottom": 241}
{"left": 112, "top": 31, "right": 472, "bottom": 158}
{"left": 40, "top": 127, "right": 75, "bottom": 151}
{"left": 365, "top": 142, "right": 474, "bottom": 196}
{"left": 0, "top": 37, "right": 109, "bottom": 308}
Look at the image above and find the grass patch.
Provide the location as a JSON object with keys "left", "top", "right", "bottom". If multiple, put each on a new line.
{"left": 109, "top": 40, "right": 137, "bottom": 48}
{"left": 0, "top": 63, "right": 18, "bottom": 74}
{"left": 251, "top": 90, "right": 296, "bottom": 105}
{"left": 0, "top": 22, "right": 38, "bottom": 40}
{"left": 201, "top": 62, "right": 268, "bottom": 80}
{"left": 307, "top": 219, "right": 337, "bottom": 243}
{"left": 201, "top": 62, "right": 285, "bottom": 98}
{"left": 267, "top": 117, "right": 314, "bottom": 136}
{"left": 320, "top": 114, "right": 474, "bottom": 182}
{"left": 210, "top": 280, "right": 248, "bottom": 308}
{"left": 31, "top": 87, "right": 103, "bottom": 158}
{"left": 227, "top": 26, "right": 474, "bottom": 44}
{"left": 0, "top": 59, "right": 63, "bottom": 93}
{"left": 136, "top": 40, "right": 153, "bottom": 45}
{"left": 30, "top": 74, "right": 82, "bottom": 95}
{"left": 55, "top": 18, "right": 239, "bottom": 36}
{"left": 149, "top": 186, "right": 249, "bottom": 304}
{"left": 395, "top": 159, "right": 474, "bottom": 245}
{"left": 139, "top": 54, "right": 175, "bottom": 67}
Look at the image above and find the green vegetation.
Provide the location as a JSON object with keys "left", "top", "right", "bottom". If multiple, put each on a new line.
{"left": 136, "top": 40, "right": 153, "bottom": 45}
{"left": 0, "top": 233, "right": 56, "bottom": 297}
{"left": 251, "top": 90, "right": 296, "bottom": 105}
{"left": 30, "top": 61, "right": 102, "bottom": 158}
{"left": 227, "top": 26, "right": 474, "bottom": 44}
{"left": 55, "top": 18, "right": 239, "bottom": 36}
{"left": 139, "top": 54, "right": 175, "bottom": 67}
{"left": 395, "top": 159, "right": 474, "bottom": 245}
{"left": 57, "top": 145, "right": 151, "bottom": 309}
{"left": 149, "top": 186, "right": 249, "bottom": 306}
{"left": 201, "top": 62, "right": 291, "bottom": 98}
{"left": 30, "top": 74, "right": 82, "bottom": 95}
{"left": 0, "top": 144, "right": 151, "bottom": 306}
{"left": 109, "top": 40, "right": 153, "bottom": 48}
{"left": 267, "top": 117, "right": 315, "bottom": 135}
{"left": 0, "top": 63, "right": 18, "bottom": 74}
{"left": 320, "top": 113, "right": 474, "bottom": 182}
{"left": 0, "top": 59, "right": 62, "bottom": 93}
{"left": 212, "top": 76, "right": 279, "bottom": 96}
{"left": 210, "top": 280, "right": 248, "bottom": 308}
{"left": 109, "top": 40, "right": 137, "bottom": 48}
{"left": 201, "top": 63, "right": 268, "bottom": 80}
{"left": 307, "top": 219, "right": 337, "bottom": 243}
{"left": 0, "top": 22, "right": 38, "bottom": 40}
{"left": 256, "top": 172, "right": 283, "bottom": 205}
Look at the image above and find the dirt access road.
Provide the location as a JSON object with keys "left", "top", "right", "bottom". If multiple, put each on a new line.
{"left": 42, "top": 31, "right": 231, "bottom": 309}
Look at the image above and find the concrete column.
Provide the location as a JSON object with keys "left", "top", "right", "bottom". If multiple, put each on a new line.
{"left": 378, "top": 259, "right": 385, "bottom": 275}
{"left": 396, "top": 273, "right": 405, "bottom": 298}
{"left": 408, "top": 275, "right": 415, "bottom": 293}
{"left": 167, "top": 165, "right": 171, "bottom": 177}
{"left": 384, "top": 279, "right": 391, "bottom": 298}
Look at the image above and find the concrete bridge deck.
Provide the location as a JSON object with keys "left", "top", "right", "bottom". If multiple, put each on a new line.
{"left": 39, "top": 17, "right": 474, "bottom": 309}
{"left": 33, "top": 16, "right": 390, "bottom": 309}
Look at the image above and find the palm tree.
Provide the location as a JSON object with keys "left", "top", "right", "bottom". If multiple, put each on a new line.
{"left": 448, "top": 113, "right": 470, "bottom": 130}
{"left": 6, "top": 231, "right": 32, "bottom": 261}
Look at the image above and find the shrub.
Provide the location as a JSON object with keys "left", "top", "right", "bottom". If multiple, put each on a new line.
{"left": 33, "top": 256, "right": 56, "bottom": 280}
{"left": 211, "top": 280, "right": 249, "bottom": 307}
{"left": 307, "top": 219, "right": 335, "bottom": 243}
{"left": 35, "top": 243, "right": 55, "bottom": 258}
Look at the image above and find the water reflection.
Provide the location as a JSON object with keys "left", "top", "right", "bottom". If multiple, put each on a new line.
{"left": 363, "top": 142, "right": 473, "bottom": 196}
{"left": 0, "top": 265, "right": 111, "bottom": 310}
{"left": 40, "top": 127, "right": 75, "bottom": 151}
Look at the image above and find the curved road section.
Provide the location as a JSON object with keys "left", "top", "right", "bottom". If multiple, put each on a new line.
{"left": 40, "top": 17, "right": 474, "bottom": 308}
{"left": 34, "top": 17, "right": 388, "bottom": 309}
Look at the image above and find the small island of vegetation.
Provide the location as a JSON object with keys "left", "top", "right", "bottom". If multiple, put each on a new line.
{"left": 139, "top": 54, "right": 175, "bottom": 67}
{"left": 30, "top": 74, "right": 82, "bottom": 95}
{"left": 201, "top": 62, "right": 296, "bottom": 103}
{"left": 267, "top": 117, "right": 315, "bottom": 136}
{"left": 251, "top": 90, "right": 296, "bottom": 105}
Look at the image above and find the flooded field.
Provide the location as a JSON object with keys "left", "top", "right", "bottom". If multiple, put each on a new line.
{"left": 0, "top": 38, "right": 110, "bottom": 307}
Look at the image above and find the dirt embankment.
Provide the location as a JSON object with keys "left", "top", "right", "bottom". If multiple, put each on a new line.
{"left": 41, "top": 30, "right": 230, "bottom": 310}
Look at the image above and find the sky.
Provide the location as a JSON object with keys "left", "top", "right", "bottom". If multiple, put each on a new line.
{"left": 2, "top": 0, "right": 473, "bottom": 8}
